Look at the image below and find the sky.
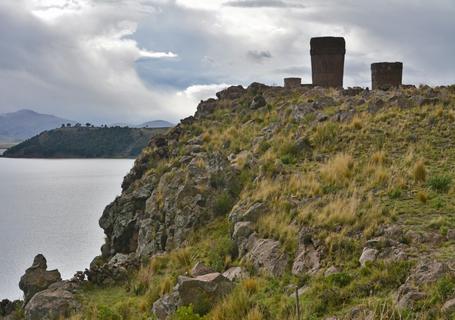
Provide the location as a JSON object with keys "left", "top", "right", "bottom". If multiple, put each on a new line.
{"left": 0, "top": 0, "right": 454, "bottom": 124}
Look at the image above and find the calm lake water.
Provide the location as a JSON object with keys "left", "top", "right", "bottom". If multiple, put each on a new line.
{"left": 0, "top": 158, "right": 134, "bottom": 299}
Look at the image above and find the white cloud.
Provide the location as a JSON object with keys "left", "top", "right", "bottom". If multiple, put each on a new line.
{"left": 0, "top": 0, "right": 454, "bottom": 124}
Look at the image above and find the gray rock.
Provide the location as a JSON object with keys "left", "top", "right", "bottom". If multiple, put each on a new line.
{"left": 447, "top": 229, "right": 455, "bottom": 241}
{"left": 292, "top": 244, "right": 321, "bottom": 276}
{"left": 24, "top": 281, "right": 80, "bottom": 320}
{"left": 367, "top": 98, "right": 385, "bottom": 113}
{"left": 409, "top": 260, "right": 448, "bottom": 284}
{"left": 190, "top": 262, "right": 214, "bottom": 277}
{"left": 229, "top": 202, "right": 266, "bottom": 224}
{"left": 244, "top": 236, "right": 288, "bottom": 276}
{"left": 442, "top": 298, "right": 455, "bottom": 314}
{"left": 216, "top": 86, "right": 245, "bottom": 100}
{"left": 250, "top": 95, "right": 266, "bottom": 109}
{"left": 395, "top": 285, "right": 426, "bottom": 310}
{"left": 324, "top": 266, "right": 339, "bottom": 277}
{"left": 19, "top": 255, "right": 62, "bottom": 305}
{"left": 359, "top": 248, "right": 378, "bottom": 267}
{"left": 232, "top": 221, "right": 254, "bottom": 240}
{"left": 152, "top": 273, "right": 233, "bottom": 319}
{"left": 222, "top": 267, "right": 249, "bottom": 281}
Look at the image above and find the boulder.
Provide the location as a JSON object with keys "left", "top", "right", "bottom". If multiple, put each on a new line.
{"left": 409, "top": 260, "right": 449, "bottom": 284}
{"left": 367, "top": 98, "right": 385, "bottom": 113}
{"left": 19, "top": 255, "right": 62, "bottom": 305}
{"left": 324, "top": 266, "right": 339, "bottom": 277}
{"left": 216, "top": 86, "right": 245, "bottom": 100}
{"left": 250, "top": 95, "right": 266, "bottom": 109}
{"left": 292, "top": 244, "right": 321, "bottom": 276}
{"left": 244, "top": 236, "right": 288, "bottom": 276}
{"left": 442, "top": 298, "right": 455, "bottom": 314}
{"left": 229, "top": 202, "right": 266, "bottom": 224}
{"left": 232, "top": 221, "right": 254, "bottom": 257}
{"left": 222, "top": 267, "right": 249, "bottom": 282}
{"left": 24, "top": 281, "right": 81, "bottom": 320}
{"left": 190, "top": 262, "right": 214, "bottom": 277}
{"left": 359, "top": 248, "right": 378, "bottom": 267}
{"left": 395, "top": 285, "right": 426, "bottom": 310}
{"left": 152, "top": 273, "right": 233, "bottom": 319}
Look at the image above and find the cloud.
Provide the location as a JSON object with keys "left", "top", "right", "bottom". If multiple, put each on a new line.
{"left": 223, "top": 0, "right": 305, "bottom": 8}
{"left": 247, "top": 50, "right": 272, "bottom": 63}
{"left": 0, "top": 0, "right": 454, "bottom": 124}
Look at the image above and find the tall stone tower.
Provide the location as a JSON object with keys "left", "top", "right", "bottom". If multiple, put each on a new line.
{"left": 310, "top": 37, "right": 346, "bottom": 88}
{"left": 371, "top": 62, "right": 403, "bottom": 90}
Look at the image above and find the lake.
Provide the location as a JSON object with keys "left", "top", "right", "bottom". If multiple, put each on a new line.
{"left": 0, "top": 158, "right": 134, "bottom": 299}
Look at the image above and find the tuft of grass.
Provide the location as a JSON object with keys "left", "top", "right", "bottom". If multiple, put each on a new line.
{"left": 417, "top": 190, "right": 428, "bottom": 203}
{"left": 320, "top": 153, "right": 354, "bottom": 187}
{"left": 427, "top": 174, "right": 452, "bottom": 193}
{"left": 413, "top": 160, "right": 427, "bottom": 183}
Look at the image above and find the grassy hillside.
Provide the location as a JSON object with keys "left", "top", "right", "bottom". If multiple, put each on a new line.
{"left": 3, "top": 127, "right": 167, "bottom": 158}
{"left": 68, "top": 84, "right": 455, "bottom": 319}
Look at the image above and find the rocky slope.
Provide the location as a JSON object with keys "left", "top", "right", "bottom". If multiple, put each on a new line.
{"left": 3, "top": 83, "right": 455, "bottom": 320}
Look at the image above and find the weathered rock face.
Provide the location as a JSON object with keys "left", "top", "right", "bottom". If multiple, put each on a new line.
{"left": 152, "top": 273, "right": 233, "bottom": 319}
{"left": 292, "top": 244, "right": 321, "bottom": 276}
{"left": 244, "top": 235, "right": 288, "bottom": 276}
{"left": 190, "top": 262, "right": 214, "bottom": 277}
{"left": 98, "top": 150, "right": 236, "bottom": 263}
{"left": 24, "top": 281, "right": 81, "bottom": 320}
{"left": 19, "top": 255, "right": 62, "bottom": 305}
{"left": 216, "top": 85, "right": 246, "bottom": 100}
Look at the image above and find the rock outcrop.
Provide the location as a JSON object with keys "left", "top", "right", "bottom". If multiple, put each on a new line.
{"left": 24, "top": 281, "right": 81, "bottom": 320}
{"left": 19, "top": 255, "right": 62, "bottom": 305}
{"left": 152, "top": 272, "right": 233, "bottom": 319}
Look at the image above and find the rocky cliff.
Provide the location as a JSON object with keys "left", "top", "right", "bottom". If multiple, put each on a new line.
{"left": 4, "top": 83, "right": 455, "bottom": 320}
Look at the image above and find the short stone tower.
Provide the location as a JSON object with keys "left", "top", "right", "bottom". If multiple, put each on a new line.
{"left": 371, "top": 62, "right": 403, "bottom": 90}
{"left": 310, "top": 37, "right": 346, "bottom": 88}
{"left": 284, "top": 77, "right": 302, "bottom": 89}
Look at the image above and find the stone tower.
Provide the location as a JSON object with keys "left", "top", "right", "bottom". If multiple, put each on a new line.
{"left": 371, "top": 62, "right": 403, "bottom": 90}
{"left": 284, "top": 77, "right": 302, "bottom": 89}
{"left": 310, "top": 37, "right": 346, "bottom": 88}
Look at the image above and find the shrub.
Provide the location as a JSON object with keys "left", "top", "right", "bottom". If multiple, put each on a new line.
{"left": 171, "top": 306, "right": 202, "bottom": 320}
{"left": 427, "top": 175, "right": 452, "bottom": 193}
{"left": 213, "top": 192, "right": 235, "bottom": 216}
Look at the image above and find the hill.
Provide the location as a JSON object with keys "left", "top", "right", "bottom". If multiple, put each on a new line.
{"left": 4, "top": 83, "right": 455, "bottom": 320}
{"left": 3, "top": 126, "right": 167, "bottom": 158}
{"left": 138, "top": 120, "right": 174, "bottom": 128}
{"left": 0, "top": 109, "right": 75, "bottom": 143}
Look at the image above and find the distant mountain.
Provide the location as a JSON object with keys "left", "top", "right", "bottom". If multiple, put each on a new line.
{"left": 111, "top": 120, "right": 174, "bottom": 128}
{"left": 137, "top": 120, "right": 174, "bottom": 128}
{"left": 0, "top": 109, "right": 75, "bottom": 142}
{"left": 3, "top": 126, "right": 167, "bottom": 158}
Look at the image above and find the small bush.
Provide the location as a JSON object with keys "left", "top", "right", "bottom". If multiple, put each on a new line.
{"left": 213, "top": 192, "right": 235, "bottom": 216}
{"left": 171, "top": 306, "right": 202, "bottom": 320}
{"left": 427, "top": 175, "right": 452, "bottom": 193}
